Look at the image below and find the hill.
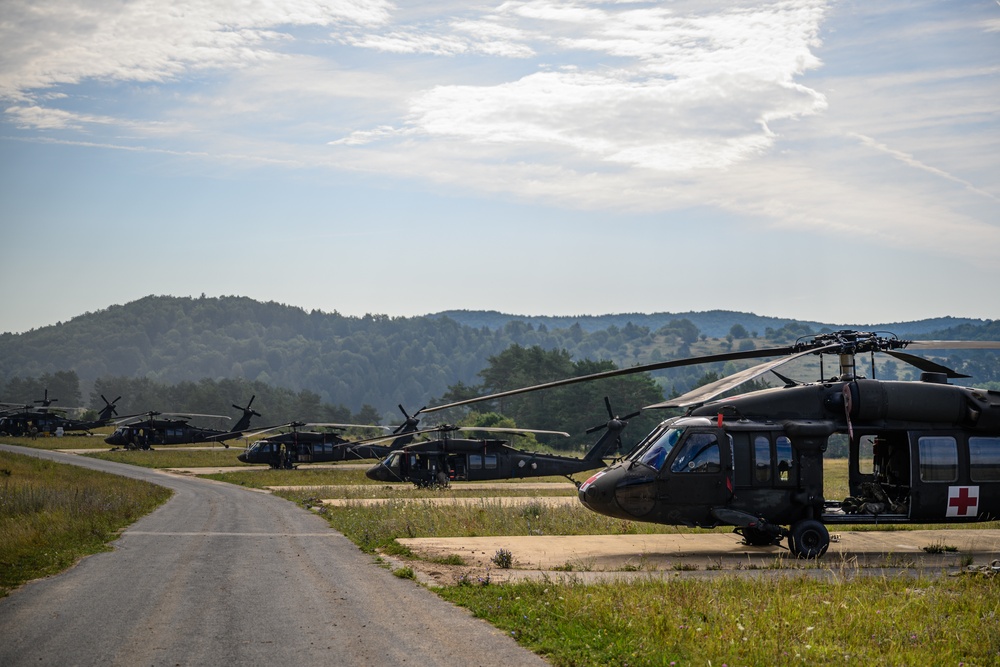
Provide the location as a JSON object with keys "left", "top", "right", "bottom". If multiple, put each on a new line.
{"left": 0, "top": 295, "right": 994, "bottom": 417}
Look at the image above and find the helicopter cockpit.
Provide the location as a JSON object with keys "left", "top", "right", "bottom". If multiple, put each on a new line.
{"left": 625, "top": 416, "right": 720, "bottom": 473}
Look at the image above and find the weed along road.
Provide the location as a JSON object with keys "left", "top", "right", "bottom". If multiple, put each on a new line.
{"left": 0, "top": 445, "right": 547, "bottom": 667}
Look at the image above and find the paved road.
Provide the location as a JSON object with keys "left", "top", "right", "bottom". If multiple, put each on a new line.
{"left": 0, "top": 445, "right": 548, "bottom": 667}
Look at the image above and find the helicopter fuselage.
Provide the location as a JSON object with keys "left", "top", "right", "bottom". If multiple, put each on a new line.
{"left": 579, "top": 377, "right": 1000, "bottom": 544}
{"left": 366, "top": 438, "right": 607, "bottom": 486}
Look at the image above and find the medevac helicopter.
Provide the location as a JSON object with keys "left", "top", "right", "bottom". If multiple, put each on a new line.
{"left": 237, "top": 405, "right": 423, "bottom": 468}
{"left": 419, "top": 331, "right": 1000, "bottom": 558}
{"left": 105, "top": 396, "right": 261, "bottom": 449}
{"left": 0, "top": 392, "right": 122, "bottom": 436}
{"left": 364, "top": 399, "right": 633, "bottom": 486}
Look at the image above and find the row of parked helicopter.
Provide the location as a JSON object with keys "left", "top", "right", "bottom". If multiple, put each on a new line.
{"left": 5, "top": 330, "right": 1000, "bottom": 558}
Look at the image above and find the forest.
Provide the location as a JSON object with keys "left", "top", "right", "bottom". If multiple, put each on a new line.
{"left": 1, "top": 295, "right": 997, "bottom": 447}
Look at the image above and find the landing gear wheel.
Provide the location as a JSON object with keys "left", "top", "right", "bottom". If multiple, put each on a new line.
{"left": 788, "top": 519, "right": 829, "bottom": 558}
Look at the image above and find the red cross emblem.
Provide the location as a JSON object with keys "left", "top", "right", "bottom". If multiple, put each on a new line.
{"left": 946, "top": 486, "right": 979, "bottom": 518}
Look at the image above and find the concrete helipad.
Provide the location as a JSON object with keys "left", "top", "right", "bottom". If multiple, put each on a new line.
{"left": 320, "top": 496, "right": 579, "bottom": 507}
{"left": 394, "top": 529, "right": 1000, "bottom": 585}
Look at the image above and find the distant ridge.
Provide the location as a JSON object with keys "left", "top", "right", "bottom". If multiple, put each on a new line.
{"left": 431, "top": 310, "right": 984, "bottom": 339}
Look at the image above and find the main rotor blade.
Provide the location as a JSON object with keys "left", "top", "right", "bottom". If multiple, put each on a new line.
{"left": 454, "top": 426, "right": 570, "bottom": 437}
{"left": 419, "top": 345, "right": 809, "bottom": 415}
{"left": 904, "top": 340, "right": 1000, "bottom": 350}
{"left": 883, "top": 350, "right": 969, "bottom": 379}
{"left": 645, "top": 348, "right": 822, "bottom": 410}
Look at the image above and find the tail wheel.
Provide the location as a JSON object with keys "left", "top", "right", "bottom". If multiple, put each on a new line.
{"left": 788, "top": 519, "right": 830, "bottom": 558}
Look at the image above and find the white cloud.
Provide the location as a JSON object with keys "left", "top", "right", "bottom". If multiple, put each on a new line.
{"left": 336, "top": 1, "right": 829, "bottom": 173}
{"left": 0, "top": 0, "right": 392, "bottom": 100}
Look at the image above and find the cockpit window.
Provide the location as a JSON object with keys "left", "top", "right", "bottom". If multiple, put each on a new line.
{"left": 670, "top": 432, "right": 721, "bottom": 473}
{"left": 633, "top": 426, "right": 685, "bottom": 472}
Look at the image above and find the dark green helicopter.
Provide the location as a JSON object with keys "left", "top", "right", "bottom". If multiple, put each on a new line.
{"left": 364, "top": 399, "right": 633, "bottom": 487}
{"left": 420, "top": 331, "right": 1000, "bottom": 558}
{"left": 105, "top": 396, "right": 261, "bottom": 449}
{"left": 237, "top": 406, "right": 423, "bottom": 468}
{"left": 0, "top": 392, "right": 122, "bottom": 436}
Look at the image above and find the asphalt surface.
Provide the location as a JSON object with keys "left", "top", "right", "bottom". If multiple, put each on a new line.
{"left": 0, "top": 445, "right": 548, "bottom": 667}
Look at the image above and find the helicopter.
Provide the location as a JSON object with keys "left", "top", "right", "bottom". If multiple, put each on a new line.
{"left": 419, "top": 330, "right": 1000, "bottom": 558}
{"left": 105, "top": 396, "right": 262, "bottom": 450}
{"left": 364, "top": 400, "right": 632, "bottom": 487}
{"left": 0, "top": 393, "right": 122, "bottom": 437}
{"left": 237, "top": 405, "right": 424, "bottom": 468}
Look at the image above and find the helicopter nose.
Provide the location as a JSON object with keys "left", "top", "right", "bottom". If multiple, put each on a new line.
{"left": 579, "top": 465, "right": 625, "bottom": 517}
{"left": 578, "top": 464, "right": 656, "bottom": 520}
{"left": 365, "top": 462, "right": 389, "bottom": 481}
{"left": 237, "top": 452, "right": 248, "bottom": 463}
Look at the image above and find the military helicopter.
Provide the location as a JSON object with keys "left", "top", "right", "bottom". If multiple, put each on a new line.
{"left": 0, "top": 393, "right": 122, "bottom": 436}
{"left": 364, "top": 400, "right": 633, "bottom": 487}
{"left": 420, "top": 330, "right": 1000, "bottom": 558}
{"left": 105, "top": 396, "right": 261, "bottom": 450}
{"left": 237, "top": 405, "right": 423, "bottom": 468}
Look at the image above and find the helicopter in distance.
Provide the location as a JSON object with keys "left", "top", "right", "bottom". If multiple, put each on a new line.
{"left": 0, "top": 393, "right": 123, "bottom": 437}
{"left": 105, "top": 396, "right": 262, "bottom": 450}
{"left": 364, "top": 399, "right": 634, "bottom": 487}
{"left": 237, "top": 405, "right": 424, "bottom": 468}
{"left": 420, "top": 330, "right": 1000, "bottom": 558}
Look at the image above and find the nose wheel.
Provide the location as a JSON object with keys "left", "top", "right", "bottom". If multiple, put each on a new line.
{"left": 788, "top": 519, "right": 830, "bottom": 558}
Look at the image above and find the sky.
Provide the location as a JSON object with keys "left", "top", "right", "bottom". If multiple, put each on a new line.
{"left": 1, "top": 0, "right": 998, "bottom": 335}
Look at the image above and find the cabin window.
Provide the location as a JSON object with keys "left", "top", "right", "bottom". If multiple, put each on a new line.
{"left": 857, "top": 435, "right": 877, "bottom": 475}
{"left": 484, "top": 454, "right": 498, "bottom": 470}
{"left": 670, "top": 433, "right": 721, "bottom": 474}
{"left": 970, "top": 437, "right": 1000, "bottom": 482}
{"left": 918, "top": 436, "right": 958, "bottom": 482}
{"left": 469, "top": 454, "right": 483, "bottom": 470}
{"left": 753, "top": 436, "right": 771, "bottom": 483}
{"left": 776, "top": 436, "right": 793, "bottom": 482}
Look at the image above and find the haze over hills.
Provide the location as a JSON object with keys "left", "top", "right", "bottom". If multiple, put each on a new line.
{"left": 433, "top": 310, "right": 985, "bottom": 339}
{"left": 0, "top": 295, "right": 995, "bottom": 416}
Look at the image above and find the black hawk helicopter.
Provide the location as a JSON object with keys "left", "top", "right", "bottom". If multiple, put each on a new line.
{"left": 364, "top": 400, "right": 632, "bottom": 487}
{"left": 0, "top": 392, "right": 122, "bottom": 437}
{"left": 420, "top": 331, "right": 1000, "bottom": 558}
{"left": 237, "top": 405, "right": 424, "bottom": 468}
{"left": 105, "top": 396, "right": 261, "bottom": 450}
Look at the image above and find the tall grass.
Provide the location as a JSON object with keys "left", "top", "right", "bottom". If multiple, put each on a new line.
{"left": 439, "top": 574, "right": 1000, "bottom": 666}
{"left": 0, "top": 452, "right": 172, "bottom": 596}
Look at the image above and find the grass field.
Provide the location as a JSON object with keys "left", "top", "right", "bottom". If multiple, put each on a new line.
{"left": 82, "top": 448, "right": 250, "bottom": 468}
{"left": 438, "top": 574, "right": 1000, "bottom": 666}
{"left": 0, "top": 450, "right": 172, "bottom": 597}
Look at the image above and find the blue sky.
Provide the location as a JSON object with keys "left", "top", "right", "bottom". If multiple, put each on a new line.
{"left": 2, "top": 0, "right": 998, "bottom": 334}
